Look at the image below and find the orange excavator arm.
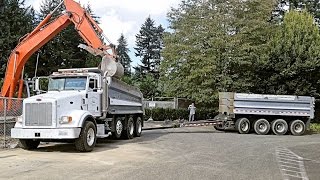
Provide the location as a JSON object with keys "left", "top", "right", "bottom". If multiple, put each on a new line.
{"left": 1, "top": 0, "right": 115, "bottom": 98}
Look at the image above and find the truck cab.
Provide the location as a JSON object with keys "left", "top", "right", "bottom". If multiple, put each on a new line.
{"left": 11, "top": 68, "right": 144, "bottom": 152}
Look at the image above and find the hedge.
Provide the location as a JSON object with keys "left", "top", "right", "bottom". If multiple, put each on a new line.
{"left": 144, "top": 108, "right": 217, "bottom": 121}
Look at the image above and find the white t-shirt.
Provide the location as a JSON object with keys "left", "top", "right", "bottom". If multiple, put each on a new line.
{"left": 188, "top": 105, "right": 196, "bottom": 115}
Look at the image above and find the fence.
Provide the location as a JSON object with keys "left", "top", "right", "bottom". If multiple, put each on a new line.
{"left": 0, "top": 97, "right": 23, "bottom": 148}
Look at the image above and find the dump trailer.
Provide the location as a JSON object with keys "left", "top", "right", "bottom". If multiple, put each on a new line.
{"left": 11, "top": 66, "right": 144, "bottom": 152}
{"left": 214, "top": 92, "right": 315, "bottom": 136}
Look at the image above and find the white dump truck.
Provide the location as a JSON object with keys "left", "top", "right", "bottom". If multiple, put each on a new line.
{"left": 214, "top": 92, "right": 315, "bottom": 136}
{"left": 11, "top": 64, "right": 144, "bottom": 152}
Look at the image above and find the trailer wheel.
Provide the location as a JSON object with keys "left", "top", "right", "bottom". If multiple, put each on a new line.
{"left": 253, "top": 119, "right": 270, "bottom": 135}
{"left": 134, "top": 117, "right": 142, "bottom": 137}
{"left": 75, "top": 121, "right": 97, "bottom": 152}
{"left": 19, "top": 139, "right": 40, "bottom": 150}
{"left": 290, "top": 120, "right": 305, "bottom": 136}
{"left": 123, "top": 116, "right": 134, "bottom": 139}
{"left": 113, "top": 117, "right": 123, "bottom": 139}
{"left": 236, "top": 118, "right": 250, "bottom": 134}
{"left": 271, "top": 119, "right": 288, "bottom": 135}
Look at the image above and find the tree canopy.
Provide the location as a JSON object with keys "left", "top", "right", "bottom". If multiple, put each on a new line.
{"left": 161, "top": 0, "right": 276, "bottom": 106}
{"left": 260, "top": 10, "right": 320, "bottom": 96}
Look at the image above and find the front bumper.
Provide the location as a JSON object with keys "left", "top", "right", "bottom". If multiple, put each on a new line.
{"left": 11, "top": 128, "right": 81, "bottom": 139}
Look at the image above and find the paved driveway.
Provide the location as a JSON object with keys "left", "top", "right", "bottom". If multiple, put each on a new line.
{"left": 0, "top": 127, "right": 319, "bottom": 180}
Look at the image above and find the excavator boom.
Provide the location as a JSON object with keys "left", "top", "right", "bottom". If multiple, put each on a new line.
{"left": 1, "top": 0, "right": 114, "bottom": 98}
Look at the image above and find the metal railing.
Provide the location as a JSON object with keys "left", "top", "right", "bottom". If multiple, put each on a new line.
{"left": 0, "top": 97, "right": 23, "bottom": 148}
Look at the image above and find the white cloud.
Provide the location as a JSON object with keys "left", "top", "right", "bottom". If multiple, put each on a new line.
{"left": 24, "top": 0, "right": 181, "bottom": 65}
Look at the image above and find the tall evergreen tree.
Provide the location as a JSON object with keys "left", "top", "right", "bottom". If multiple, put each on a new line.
{"left": 0, "top": 0, "right": 34, "bottom": 79}
{"left": 116, "top": 34, "right": 131, "bottom": 76}
{"left": 134, "top": 16, "right": 164, "bottom": 79}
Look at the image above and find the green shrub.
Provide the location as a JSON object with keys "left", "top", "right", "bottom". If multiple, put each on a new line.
{"left": 310, "top": 123, "right": 320, "bottom": 133}
{"left": 144, "top": 108, "right": 217, "bottom": 121}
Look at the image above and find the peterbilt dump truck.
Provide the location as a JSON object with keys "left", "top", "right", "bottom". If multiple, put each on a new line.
{"left": 214, "top": 92, "right": 315, "bottom": 136}
{"left": 11, "top": 66, "right": 144, "bottom": 152}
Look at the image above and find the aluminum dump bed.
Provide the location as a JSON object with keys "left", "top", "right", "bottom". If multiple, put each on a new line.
{"left": 219, "top": 92, "right": 315, "bottom": 119}
{"left": 107, "top": 77, "right": 144, "bottom": 115}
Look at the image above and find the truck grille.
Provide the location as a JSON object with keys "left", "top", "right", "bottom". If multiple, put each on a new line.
{"left": 25, "top": 102, "right": 53, "bottom": 126}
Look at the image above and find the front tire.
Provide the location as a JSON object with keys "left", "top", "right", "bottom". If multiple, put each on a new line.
{"left": 235, "top": 118, "right": 250, "bottom": 134}
{"left": 134, "top": 117, "right": 142, "bottom": 137}
{"left": 271, "top": 119, "right": 288, "bottom": 135}
{"left": 253, "top": 119, "right": 270, "bottom": 135}
{"left": 19, "top": 139, "right": 40, "bottom": 150}
{"left": 75, "top": 121, "right": 97, "bottom": 152}
{"left": 290, "top": 120, "right": 305, "bottom": 136}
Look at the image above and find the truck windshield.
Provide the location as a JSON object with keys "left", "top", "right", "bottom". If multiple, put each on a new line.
{"left": 48, "top": 77, "right": 87, "bottom": 91}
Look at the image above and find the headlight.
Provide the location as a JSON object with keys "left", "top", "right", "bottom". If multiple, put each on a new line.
{"left": 59, "top": 116, "right": 72, "bottom": 124}
{"left": 16, "top": 116, "right": 23, "bottom": 123}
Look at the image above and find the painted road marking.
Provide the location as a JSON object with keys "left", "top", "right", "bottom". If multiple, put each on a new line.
{"left": 276, "top": 147, "right": 309, "bottom": 180}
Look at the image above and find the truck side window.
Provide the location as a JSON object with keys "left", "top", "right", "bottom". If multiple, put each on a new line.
{"left": 89, "top": 79, "right": 96, "bottom": 90}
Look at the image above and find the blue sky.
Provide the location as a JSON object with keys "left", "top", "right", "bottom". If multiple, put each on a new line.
{"left": 24, "top": 0, "right": 181, "bottom": 67}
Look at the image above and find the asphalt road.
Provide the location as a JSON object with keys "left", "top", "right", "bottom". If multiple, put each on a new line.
{"left": 0, "top": 126, "right": 319, "bottom": 180}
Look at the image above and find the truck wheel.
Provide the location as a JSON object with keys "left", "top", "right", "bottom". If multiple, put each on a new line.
{"left": 214, "top": 124, "right": 225, "bottom": 131}
{"left": 271, "top": 119, "right": 288, "bottom": 135}
{"left": 19, "top": 139, "right": 40, "bottom": 150}
{"left": 75, "top": 121, "right": 97, "bottom": 152}
{"left": 235, "top": 118, "right": 250, "bottom": 134}
{"left": 113, "top": 117, "right": 123, "bottom": 139}
{"left": 134, "top": 117, "right": 142, "bottom": 137}
{"left": 290, "top": 120, "right": 305, "bottom": 136}
{"left": 123, "top": 116, "right": 134, "bottom": 139}
{"left": 253, "top": 119, "right": 270, "bottom": 135}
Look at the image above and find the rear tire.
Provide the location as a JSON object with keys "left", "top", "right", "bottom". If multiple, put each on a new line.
{"left": 271, "top": 119, "right": 288, "bottom": 135}
{"left": 235, "top": 118, "right": 250, "bottom": 134}
{"left": 290, "top": 120, "right": 305, "bottom": 136}
{"left": 253, "top": 119, "right": 270, "bottom": 135}
{"left": 123, "top": 116, "right": 134, "bottom": 139}
{"left": 113, "top": 117, "right": 123, "bottom": 139}
{"left": 75, "top": 121, "right": 97, "bottom": 152}
{"left": 19, "top": 139, "right": 40, "bottom": 150}
{"left": 134, "top": 117, "right": 142, "bottom": 137}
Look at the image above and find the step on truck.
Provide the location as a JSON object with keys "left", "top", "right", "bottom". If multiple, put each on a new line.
{"left": 214, "top": 92, "right": 315, "bottom": 135}
{"left": 11, "top": 65, "right": 144, "bottom": 152}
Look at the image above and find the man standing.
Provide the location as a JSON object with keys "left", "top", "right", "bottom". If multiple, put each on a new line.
{"left": 188, "top": 103, "right": 196, "bottom": 121}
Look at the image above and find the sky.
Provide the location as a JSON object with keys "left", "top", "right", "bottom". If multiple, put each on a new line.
{"left": 24, "top": 0, "right": 181, "bottom": 66}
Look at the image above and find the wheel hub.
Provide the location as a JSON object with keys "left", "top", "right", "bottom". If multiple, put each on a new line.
{"left": 87, "top": 128, "right": 95, "bottom": 146}
{"left": 241, "top": 122, "right": 249, "bottom": 131}
{"left": 116, "top": 120, "right": 123, "bottom": 135}
{"left": 294, "top": 124, "right": 303, "bottom": 133}
{"left": 129, "top": 121, "right": 134, "bottom": 135}
{"left": 258, "top": 123, "right": 267, "bottom": 132}
{"left": 137, "top": 121, "right": 142, "bottom": 134}
{"left": 276, "top": 123, "right": 285, "bottom": 132}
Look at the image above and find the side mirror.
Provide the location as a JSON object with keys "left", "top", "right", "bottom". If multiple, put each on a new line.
{"left": 34, "top": 78, "right": 40, "bottom": 92}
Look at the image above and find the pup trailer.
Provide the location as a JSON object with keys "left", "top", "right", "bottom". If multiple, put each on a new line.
{"left": 11, "top": 67, "right": 144, "bottom": 152}
{"left": 214, "top": 92, "right": 315, "bottom": 136}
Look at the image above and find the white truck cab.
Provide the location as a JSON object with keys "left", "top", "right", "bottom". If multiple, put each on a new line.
{"left": 11, "top": 68, "right": 144, "bottom": 152}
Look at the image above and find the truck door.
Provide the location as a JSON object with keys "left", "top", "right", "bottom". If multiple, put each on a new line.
{"left": 87, "top": 77, "right": 101, "bottom": 116}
